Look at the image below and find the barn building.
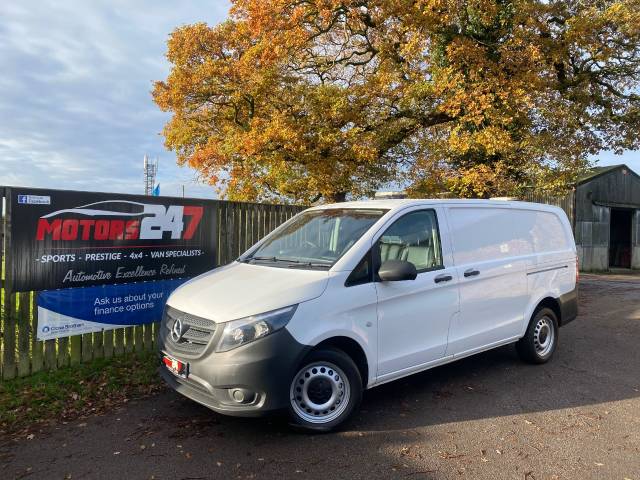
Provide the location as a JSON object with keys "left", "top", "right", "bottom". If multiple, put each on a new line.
{"left": 573, "top": 164, "right": 640, "bottom": 271}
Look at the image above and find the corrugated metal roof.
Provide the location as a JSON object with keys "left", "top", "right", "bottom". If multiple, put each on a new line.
{"left": 577, "top": 164, "right": 639, "bottom": 185}
{"left": 577, "top": 164, "right": 623, "bottom": 183}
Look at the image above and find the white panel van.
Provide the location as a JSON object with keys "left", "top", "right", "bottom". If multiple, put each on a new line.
{"left": 159, "top": 200, "right": 578, "bottom": 431}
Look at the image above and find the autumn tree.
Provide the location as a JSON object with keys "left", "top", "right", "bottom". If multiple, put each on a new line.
{"left": 153, "top": 0, "right": 640, "bottom": 202}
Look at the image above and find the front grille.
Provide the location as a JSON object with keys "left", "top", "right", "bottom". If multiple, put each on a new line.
{"left": 164, "top": 306, "right": 217, "bottom": 356}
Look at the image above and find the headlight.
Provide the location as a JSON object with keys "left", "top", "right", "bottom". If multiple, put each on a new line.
{"left": 215, "top": 305, "right": 298, "bottom": 352}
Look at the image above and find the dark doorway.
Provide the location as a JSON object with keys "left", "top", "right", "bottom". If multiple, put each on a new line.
{"left": 609, "top": 209, "right": 633, "bottom": 268}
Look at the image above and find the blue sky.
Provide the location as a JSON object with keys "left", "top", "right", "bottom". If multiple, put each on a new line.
{"left": 0, "top": 1, "right": 639, "bottom": 200}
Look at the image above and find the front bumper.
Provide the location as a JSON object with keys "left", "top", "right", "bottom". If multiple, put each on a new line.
{"left": 158, "top": 325, "right": 310, "bottom": 417}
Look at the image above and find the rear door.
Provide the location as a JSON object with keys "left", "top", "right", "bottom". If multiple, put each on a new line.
{"left": 374, "top": 207, "right": 459, "bottom": 379}
{"left": 445, "top": 206, "right": 531, "bottom": 356}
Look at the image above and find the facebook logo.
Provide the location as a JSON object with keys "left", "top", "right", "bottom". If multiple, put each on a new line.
{"left": 17, "top": 194, "right": 51, "bottom": 205}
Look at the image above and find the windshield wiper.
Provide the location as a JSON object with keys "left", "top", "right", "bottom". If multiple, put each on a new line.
{"left": 282, "top": 258, "right": 332, "bottom": 268}
{"left": 248, "top": 255, "right": 279, "bottom": 262}
{"left": 286, "top": 262, "right": 331, "bottom": 269}
{"left": 246, "top": 256, "right": 300, "bottom": 264}
{"left": 244, "top": 256, "right": 331, "bottom": 268}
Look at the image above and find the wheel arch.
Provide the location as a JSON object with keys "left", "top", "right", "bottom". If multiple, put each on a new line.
{"left": 520, "top": 294, "right": 562, "bottom": 338}
{"left": 531, "top": 296, "right": 562, "bottom": 325}
{"left": 310, "top": 336, "right": 370, "bottom": 388}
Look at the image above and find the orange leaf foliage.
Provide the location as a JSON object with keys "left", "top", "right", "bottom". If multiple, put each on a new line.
{"left": 154, "top": 0, "right": 640, "bottom": 202}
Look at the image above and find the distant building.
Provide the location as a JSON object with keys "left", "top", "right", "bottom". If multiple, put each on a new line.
{"left": 573, "top": 164, "right": 640, "bottom": 271}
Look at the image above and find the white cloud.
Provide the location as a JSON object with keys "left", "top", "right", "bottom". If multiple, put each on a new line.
{"left": 0, "top": 0, "right": 231, "bottom": 199}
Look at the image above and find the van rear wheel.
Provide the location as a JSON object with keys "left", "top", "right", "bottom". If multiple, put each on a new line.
{"left": 516, "top": 307, "right": 559, "bottom": 364}
{"left": 288, "top": 347, "right": 362, "bottom": 432}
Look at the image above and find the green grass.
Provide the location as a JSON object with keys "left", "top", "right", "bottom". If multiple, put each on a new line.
{"left": 0, "top": 352, "right": 163, "bottom": 435}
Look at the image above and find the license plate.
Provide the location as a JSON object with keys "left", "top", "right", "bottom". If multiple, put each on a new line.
{"left": 162, "top": 354, "right": 188, "bottom": 378}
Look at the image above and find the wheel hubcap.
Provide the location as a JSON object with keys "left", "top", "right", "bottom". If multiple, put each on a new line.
{"left": 290, "top": 362, "right": 350, "bottom": 424}
{"left": 533, "top": 316, "right": 555, "bottom": 357}
{"left": 307, "top": 377, "right": 333, "bottom": 404}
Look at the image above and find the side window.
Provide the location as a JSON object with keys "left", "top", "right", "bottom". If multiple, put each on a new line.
{"left": 447, "top": 207, "right": 566, "bottom": 263}
{"left": 377, "top": 210, "right": 443, "bottom": 272}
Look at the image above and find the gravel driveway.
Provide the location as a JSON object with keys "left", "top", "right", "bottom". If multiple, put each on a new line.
{"left": 2, "top": 274, "right": 639, "bottom": 480}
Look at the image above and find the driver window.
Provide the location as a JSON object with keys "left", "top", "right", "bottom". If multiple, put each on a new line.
{"left": 377, "top": 210, "right": 443, "bottom": 271}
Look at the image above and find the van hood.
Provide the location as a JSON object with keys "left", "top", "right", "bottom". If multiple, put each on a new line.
{"left": 166, "top": 262, "right": 330, "bottom": 323}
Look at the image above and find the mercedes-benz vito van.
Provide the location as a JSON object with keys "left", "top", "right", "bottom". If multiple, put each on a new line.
{"left": 159, "top": 199, "right": 578, "bottom": 431}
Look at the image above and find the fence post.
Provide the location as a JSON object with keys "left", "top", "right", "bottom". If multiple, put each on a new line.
{"left": 57, "top": 336, "right": 69, "bottom": 368}
{"left": 93, "top": 330, "right": 104, "bottom": 359}
{"left": 269, "top": 204, "right": 277, "bottom": 234}
{"left": 70, "top": 334, "right": 82, "bottom": 365}
{"left": 114, "top": 328, "right": 124, "bottom": 357}
{"left": 134, "top": 324, "right": 144, "bottom": 353}
{"left": 2, "top": 187, "right": 16, "bottom": 380}
{"left": 103, "top": 329, "right": 114, "bottom": 358}
{"left": 238, "top": 202, "right": 246, "bottom": 256}
{"left": 251, "top": 203, "right": 259, "bottom": 247}
{"left": 81, "top": 332, "right": 93, "bottom": 362}
{"left": 43, "top": 336, "right": 58, "bottom": 372}
{"left": 31, "top": 293, "right": 44, "bottom": 374}
{"left": 219, "top": 201, "right": 229, "bottom": 265}
{"left": 229, "top": 202, "right": 238, "bottom": 263}
{"left": 0, "top": 186, "right": 4, "bottom": 380}
{"left": 214, "top": 200, "right": 221, "bottom": 266}
{"left": 17, "top": 291, "right": 31, "bottom": 377}
{"left": 143, "top": 322, "right": 153, "bottom": 352}
{"left": 571, "top": 188, "right": 577, "bottom": 232}
{"left": 43, "top": 311, "right": 58, "bottom": 372}
{"left": 125, "top": 326, "right": 134, "bottom": 354}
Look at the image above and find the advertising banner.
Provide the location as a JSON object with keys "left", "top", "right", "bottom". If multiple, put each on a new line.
{"left": 9, "top": 187, "right": 217, "bottom": 292}
{"left": 37, "top": 279, "right": 187, "bottom": 340}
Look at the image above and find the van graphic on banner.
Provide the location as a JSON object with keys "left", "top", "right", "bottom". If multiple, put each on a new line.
{"left": 9, "top": 187, "right": 218, "bottom": 292}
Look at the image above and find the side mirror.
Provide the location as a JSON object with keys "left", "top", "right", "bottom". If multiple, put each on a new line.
{"left": 378, "top": 260, "right": 417, "bottom": 282}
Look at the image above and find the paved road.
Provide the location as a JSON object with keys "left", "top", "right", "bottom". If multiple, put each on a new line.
{"left": 2, "top": 275, "right": 639, "bottom": 479}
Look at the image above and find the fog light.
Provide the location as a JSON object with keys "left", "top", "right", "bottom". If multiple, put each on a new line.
{"left": 230, "top": 388, "right": 255, "bottom": 404}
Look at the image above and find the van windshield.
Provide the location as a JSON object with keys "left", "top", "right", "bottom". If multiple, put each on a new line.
{"left": 242, "top": 208, "right": 387, "bottom": 268}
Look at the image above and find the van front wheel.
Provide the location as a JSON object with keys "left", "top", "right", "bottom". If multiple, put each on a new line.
{"left": 516, "top": 307, "right": 559, "bottom": 364}
{"left": 288, "top": 348, "right": 362, "bottom": 432}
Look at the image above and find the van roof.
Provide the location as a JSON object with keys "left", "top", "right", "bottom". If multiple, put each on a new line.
{"left": 309, "top": 198, "right": 564, "bottom": 213}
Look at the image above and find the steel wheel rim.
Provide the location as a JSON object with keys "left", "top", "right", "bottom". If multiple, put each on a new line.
{"left": 534, "top": 316, "right": 555, "bottom": 357}
{"left": 290, "top": 361, "right": 350, "bottom": 424}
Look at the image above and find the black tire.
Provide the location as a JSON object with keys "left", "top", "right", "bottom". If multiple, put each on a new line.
{"left": 516, "top": 307, "right": 559, "bottom": 364}
{"left": 288, "top": 347, "right": 362, "bottom": 432}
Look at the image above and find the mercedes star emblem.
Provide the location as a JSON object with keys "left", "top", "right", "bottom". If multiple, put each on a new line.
{"left": 171, "top": 318, "right": 184, "bottom": 342}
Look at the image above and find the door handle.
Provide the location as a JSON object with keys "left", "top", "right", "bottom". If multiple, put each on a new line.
{"left": 464, "top": 269, "right": 480, "bottom": 278}
{"left": 434, "top": 274, "right": 453, "bottom": 284}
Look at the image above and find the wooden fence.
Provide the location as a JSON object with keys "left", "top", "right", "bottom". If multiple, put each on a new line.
{"left": 0, "top": 194, "right": 305, "bottom": 380}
